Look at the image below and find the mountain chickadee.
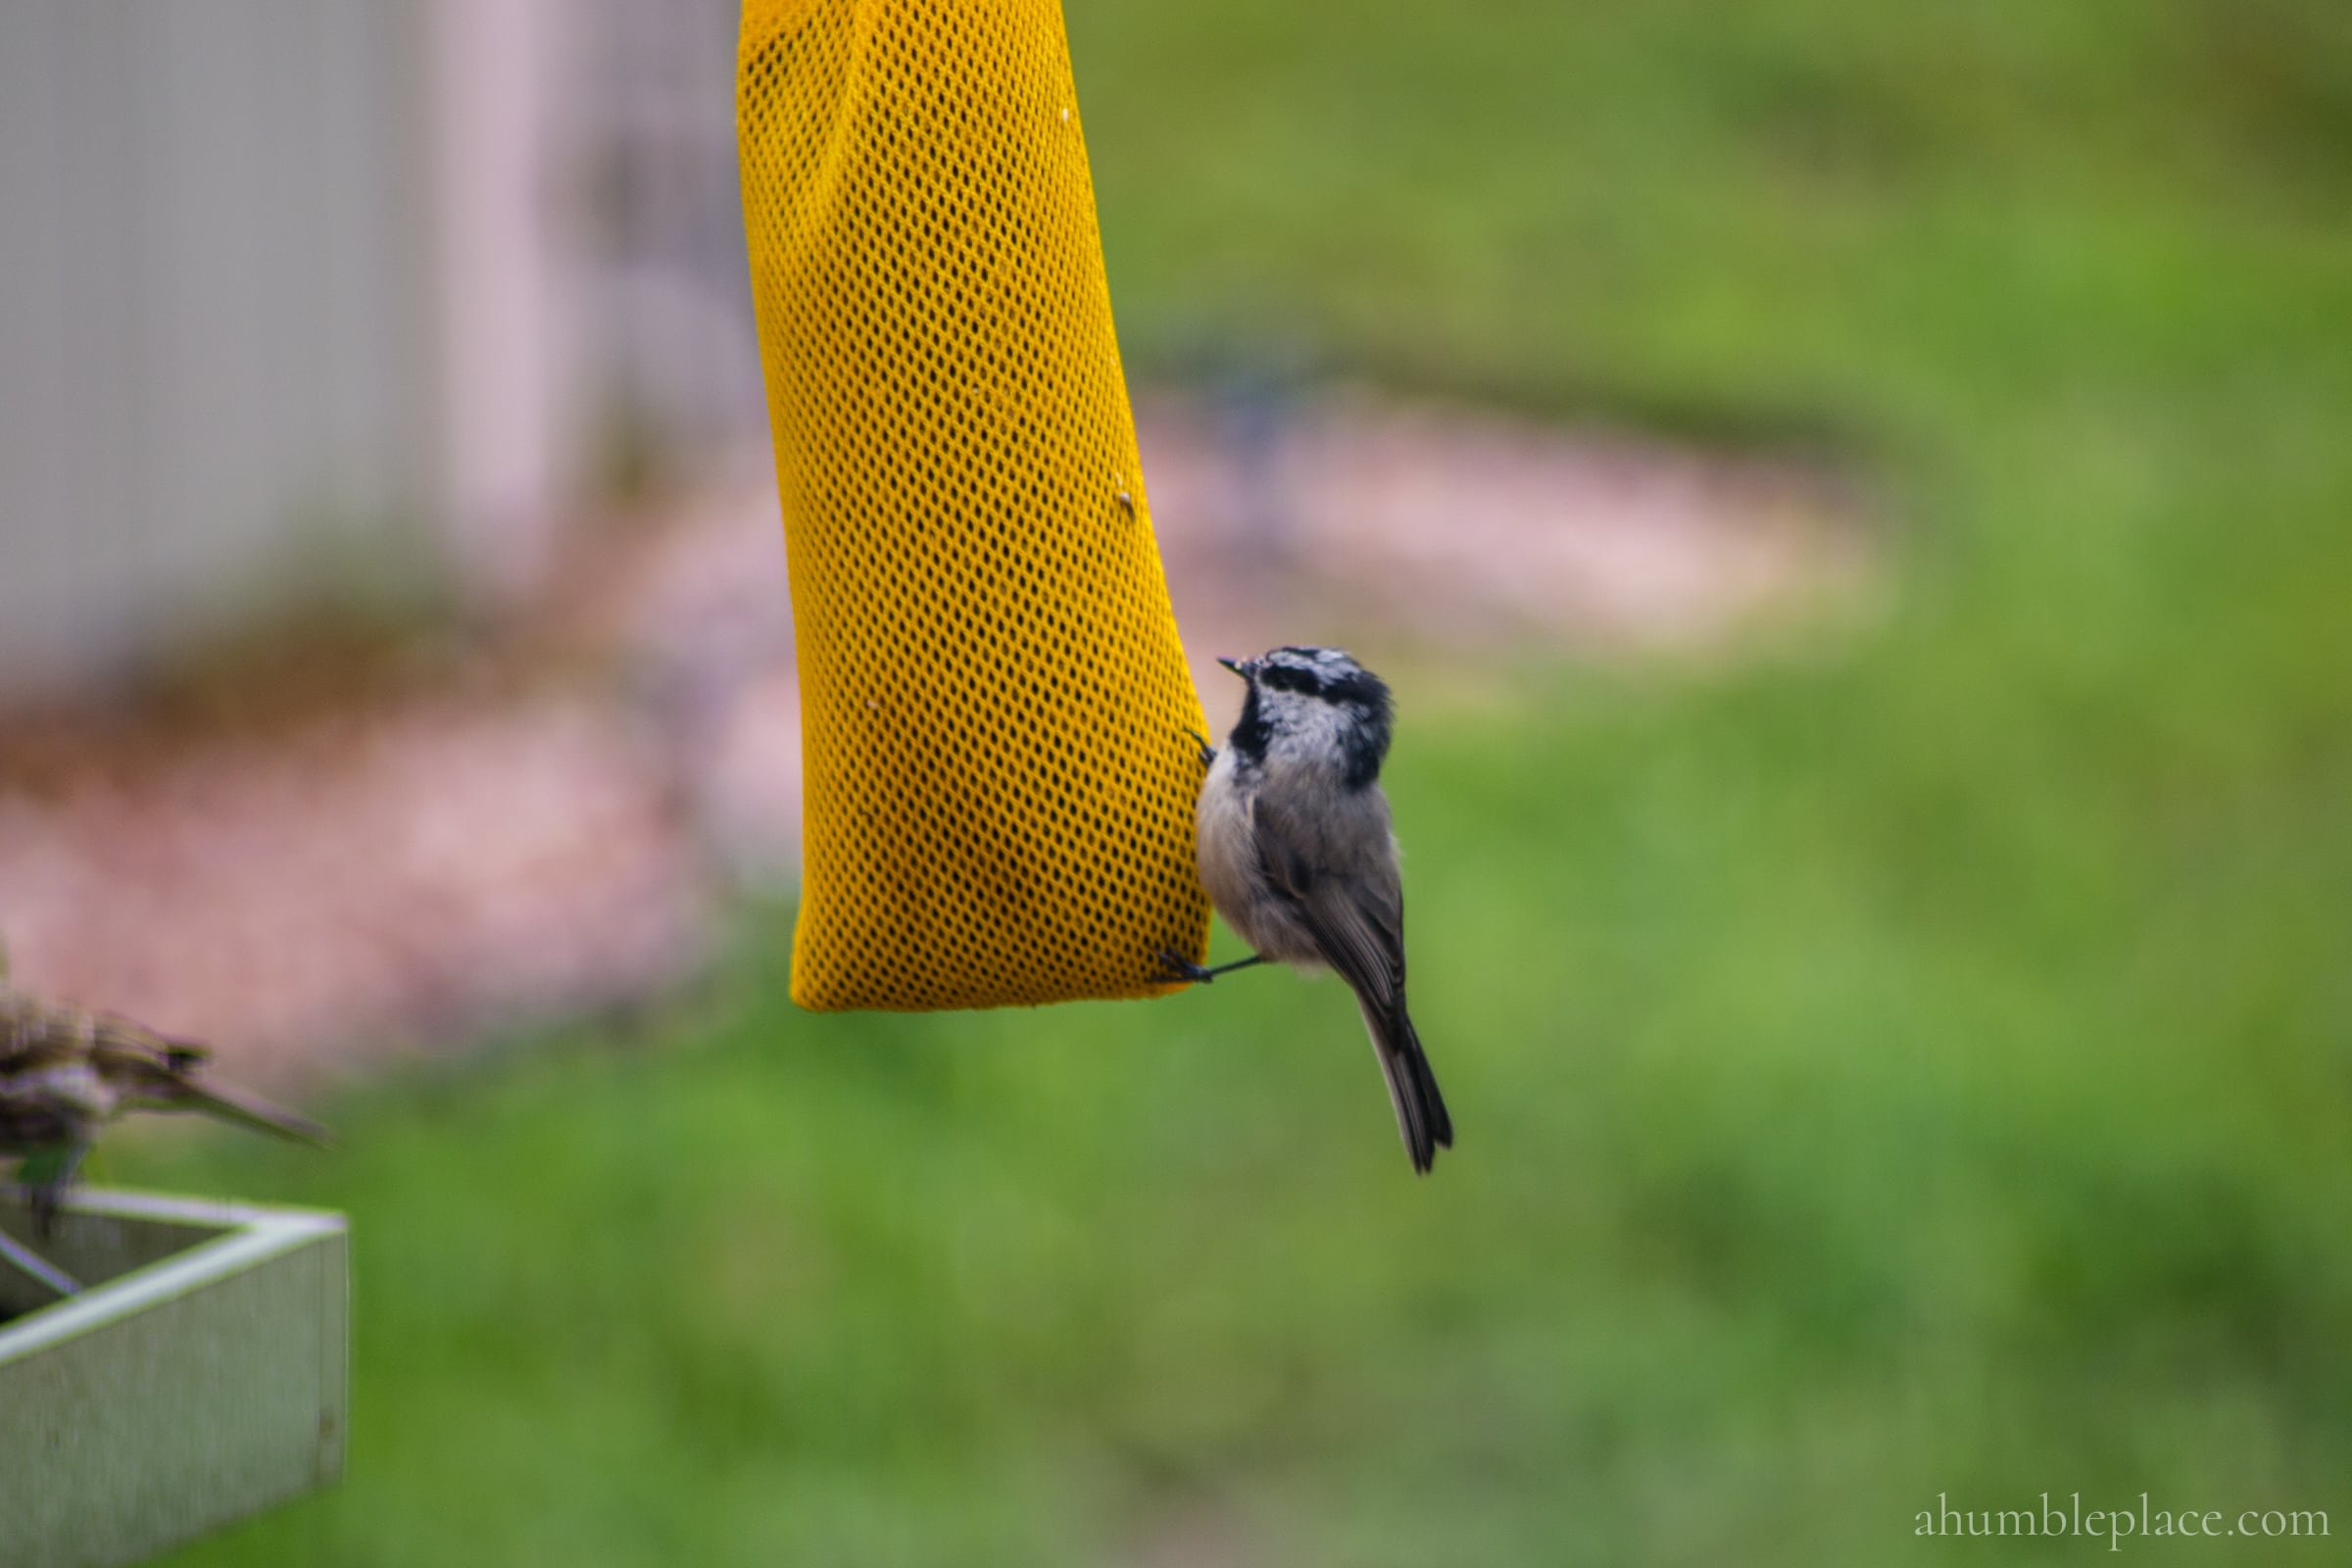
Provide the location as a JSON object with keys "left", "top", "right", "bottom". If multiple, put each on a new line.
{"left": 1160, "top": 646, "right": 1453, "bottom": 1173}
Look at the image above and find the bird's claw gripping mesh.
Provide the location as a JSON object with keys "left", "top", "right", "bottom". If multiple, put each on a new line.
{"left": 737, "top": 0, "right": 1210, "bottom": 1010}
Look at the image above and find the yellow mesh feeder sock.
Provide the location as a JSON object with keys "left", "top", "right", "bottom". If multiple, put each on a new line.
{"left": 737, "top": 0, "right": 1209, "bottom": 1010}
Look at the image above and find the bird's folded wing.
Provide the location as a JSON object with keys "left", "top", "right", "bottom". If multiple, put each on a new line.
{"left": 1250, "top": 790, "right": 1406, "bottom": 1008}
{"left": 0, "top": 998, "right": 88, "bottom": 1074}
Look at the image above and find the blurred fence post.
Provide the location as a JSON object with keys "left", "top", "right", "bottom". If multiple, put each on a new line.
{"left": 422, "top": 0, "right": 577, "bottom": 604}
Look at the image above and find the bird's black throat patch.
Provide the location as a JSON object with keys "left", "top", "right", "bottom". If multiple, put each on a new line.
{"left": 1228, "top": 681, "right": 1271, "bottom": 764}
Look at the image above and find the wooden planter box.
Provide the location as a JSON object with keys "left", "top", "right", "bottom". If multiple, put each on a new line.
{"left": 0, "top": 1189, "right": 349, "bottom": 1568}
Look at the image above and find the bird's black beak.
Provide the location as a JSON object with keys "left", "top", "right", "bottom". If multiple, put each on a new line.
{"left": 1217, "top": 656, "right": 1252, "bottom": 679}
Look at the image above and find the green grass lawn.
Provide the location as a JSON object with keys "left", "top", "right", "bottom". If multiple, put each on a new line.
{"left": 140, "top": 2, "right": 2352, "bottom": 1562}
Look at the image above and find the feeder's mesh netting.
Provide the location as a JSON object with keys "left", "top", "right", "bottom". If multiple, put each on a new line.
{"left": 737, "top": 0, "right": 1210, "bottom": 1010}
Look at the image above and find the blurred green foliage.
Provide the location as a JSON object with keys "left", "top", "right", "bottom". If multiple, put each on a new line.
{"left": 144, "top": 1, "right": 2349, "bottom": 1562}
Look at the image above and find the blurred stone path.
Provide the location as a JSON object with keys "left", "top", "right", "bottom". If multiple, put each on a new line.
{"left": 0, "top": 392, "right": 1866, "bottom": 1086}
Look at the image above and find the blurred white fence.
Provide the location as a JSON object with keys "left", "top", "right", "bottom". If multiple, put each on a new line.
{"left": 0, "top": 0, "right": 760, "bottom": 704}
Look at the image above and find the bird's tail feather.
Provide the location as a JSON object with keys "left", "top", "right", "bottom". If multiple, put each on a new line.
{"left": 1359, "top": 999, "right": 1451, "bottom": 1174}
{"left": 173, "top": 1077, "right": 332, "bottom": 1148}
